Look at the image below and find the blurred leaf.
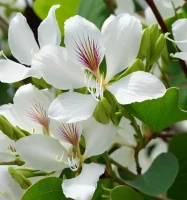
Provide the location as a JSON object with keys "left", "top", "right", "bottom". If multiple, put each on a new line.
{"left": 128, "top": 153, "right": 179, "bottom": 196}
{"left": 126, "top": 87, "right": 187, "bottom": 132}
{"left": 0, "top": 83, "right": 14, "bottom": 105}
{"left": 33, "top": 0, "right": 80, "bottom": 36}
{"left": 21, "top": 177, "right": 67, "bottom": 200}
{"left": 78, "top": 0, "right": 110, "bottom": 29}
{"left": 110, "top": 186, "right": 143, "bottom": 200}
{"left": 168, "top": 134, "right": 187, "bottom": 200}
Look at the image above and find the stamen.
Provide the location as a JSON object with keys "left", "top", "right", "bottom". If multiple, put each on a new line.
{"left": 56, "top": 152, "right": 65, "bottom": 162}
{"left": 68, "top": 156, "right": 79, "bottom": 171}
{"left": 165, "top": 32, "right": 187, "bottom": 44}
{"left": 0, "top": 50, "right": 8, "bottom": 60}
{"left": 74, "top": 34, "right": 102, "bottom": 73}
{"left": 26, "top": 99, "right": 50, "bottom": 132}
{"left": 57, "top": 123, "right": 81, "bottom": 147}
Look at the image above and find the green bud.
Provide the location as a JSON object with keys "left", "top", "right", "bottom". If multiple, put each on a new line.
{"left": 15, "top": 168, "right": 48, "bottom": 178}
{"left": 148, "top": 34, "right": 166, "bottom": 66}
{"left": 0, "top": 115, "right": 29, "bottom": 141}
{"left": 116, "top": 59, "right": 145, "bottom": 81}
{"left": 104, "top": 91, "right": 119, "bottom": 126}
{"left": 8, "top": 167, "right": 32, "bottom": 189}
{"left": 93, "top": 97, "right": 112, "bottom": 124}
{"left": 137, "top": 28, "right": 150, "bottom": 58}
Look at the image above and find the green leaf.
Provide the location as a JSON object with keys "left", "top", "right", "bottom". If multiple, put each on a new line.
{"left": 92, "top": 179, "right": 112, "bottom": 200}
{"left": 33, "top": 0, "right": 80, "bottom": 36}
{"left": 126, "top": 87, "right": 187, "bottom": 132}
{"left": 168, "top": 134, "right": 187, "bottom": 200}
{"left": 93, "top": 97, "right": 112, "bottom": 124}
{"left": 128, "top": 153, "right": 179, "bottom": 196}
{"left": 78, "top": 0, "right": 110, "bottom": 29}
{"left": 110, "top": 186, "right": 143, "bottom": 200}
{"left": 21, "top": 177, "right": 67, "bottom": 200}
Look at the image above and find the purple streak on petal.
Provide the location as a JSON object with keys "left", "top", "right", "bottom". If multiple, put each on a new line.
{"left": 57, "top": 123, "right": 81, "bottom": 147}
{"left": 74, "top": 34, "right": 102, "bottom": 73}
{"left": 26, "top": 99, "right": 50, "bottom": 130}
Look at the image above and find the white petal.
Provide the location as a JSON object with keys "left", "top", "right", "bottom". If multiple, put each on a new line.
{"left": 49, "top": 92, "right": 97, "bottom": 123}
{"left": 107, "top": 71, "right": 166, "bottom": 104}
{"left": 83, "top": 117, "right": 118, "bottom": 159}
{"left": 173, "top": 52, "right": 187, "bottom": 61}
{"left": 172, "top": 19, "right": 187, "bottom": 52}
{"left": 64, "top": 15, "right": 105, "bottom": 73}
{"left": 38, "top": 5, "right": 61, "bottom": 47}
{"left": 8, "top": 13, "right": 39, "bottom": 65}
{"left": 32, "top": 45, "right": 85, "bottom": 90}
{"left": 13, "top": 84, "right": 51, "bottom": 132}
{"left": 0, "top": 132, "right": 16, "bottom": 163}
{"left": 0, "top": 166, "right": 24, "bottom": 200}
{"left": 117, "top": 117, "right": 137, "bottom": 147}
{"left": 62, "top": 163, "right": 105, "bottom": 200}
{"left": 115, "top": 0, "right": 135, "bottom": 15}
{"left": 102, "top": 14, "right": 142, "bottom": 82}
{"left": 101, "top": 15, "right": 116, "bottom": 33}
{"left": 148, "top": 138, "right": 167, "bottom": 161}
{"left": 110, "top": 146, "right": 136, "bottom": 172}
{"left": 0, "top": 104, "right": 19, "bottom": 127}
{"left": 138, "top": 138, "right": 167, "bottom": 173}
{"left": 0, "top": 60, "right": 30, "bottom": 83}
{"left": 50, "top": 119, "right": 82, "bottom": 147}
{"left": 16, "top": 134, "right": 68, "bottom": 172}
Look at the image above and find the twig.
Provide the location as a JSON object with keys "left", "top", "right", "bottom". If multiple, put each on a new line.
{"left": 103, "top": 0, "right": 115, "bottom": 14}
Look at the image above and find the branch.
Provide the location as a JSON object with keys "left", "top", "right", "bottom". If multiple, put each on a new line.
{"left": 103, "top": 0, "right": 115, "bottom": 14}
{"left": 145, "top": 0, "right": 187, "bottom": 77}
{"left": 0, "top": 15, "right": 8, "bottom": 33}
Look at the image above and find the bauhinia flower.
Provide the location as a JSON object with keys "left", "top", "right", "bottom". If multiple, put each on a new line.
{"left": 0, "top": 4, "right": 61, "bottom": 83}
{"left": 15, "top": 117, "right": 118, "bottom": 200}
{"left": 0, "top": 84, "right": 52, "bottom": 134}
{"left": 166, "top": 18, "right": 187, "bottom": 61}
{"left": 111, "top": 117, "right": 167, "bottom": 174}
{"left": 41, "top": 14, "right": 166, "bottom": 123}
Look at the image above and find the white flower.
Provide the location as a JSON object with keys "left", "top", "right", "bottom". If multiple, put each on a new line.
{"left": 0, "top": 84, "right": 52, "bottom": 134}
{"left": 0, "top": 5, "right": 61, "bottom": 83}
{"left": 15, "top": 117, "right": 118, "bottom": 199}
{"left": 111, "top": 117, "right": 167, "bottom": 174}
{"left": 39, "top": 14, "right": 166, "bottom": 123}
{"left": 167, "top": 18, "right": 187, "bottom": 61}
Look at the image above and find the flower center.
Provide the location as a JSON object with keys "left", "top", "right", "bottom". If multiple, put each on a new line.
{"left": 85, "top": 71, "right": 107, "bottom": 101}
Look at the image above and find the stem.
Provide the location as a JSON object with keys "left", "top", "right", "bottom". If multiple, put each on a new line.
{"left": 134, "top": 149, "right": 142, "bottom": 175}
{"left": 145, "top": 0, "right": 168, "bottom": 33}
{"left": 145, "top": 0, "right": 187, "bottom": 77}
{"left": 110, "top": 157, "right": 136, "bottom": 179}
{"left": 118, "top": 103, "right": 144, "bottom": 145}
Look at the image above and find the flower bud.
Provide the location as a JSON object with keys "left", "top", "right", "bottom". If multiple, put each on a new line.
{"left": 8, "top": 167, "right": 32, "bottom": 189}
